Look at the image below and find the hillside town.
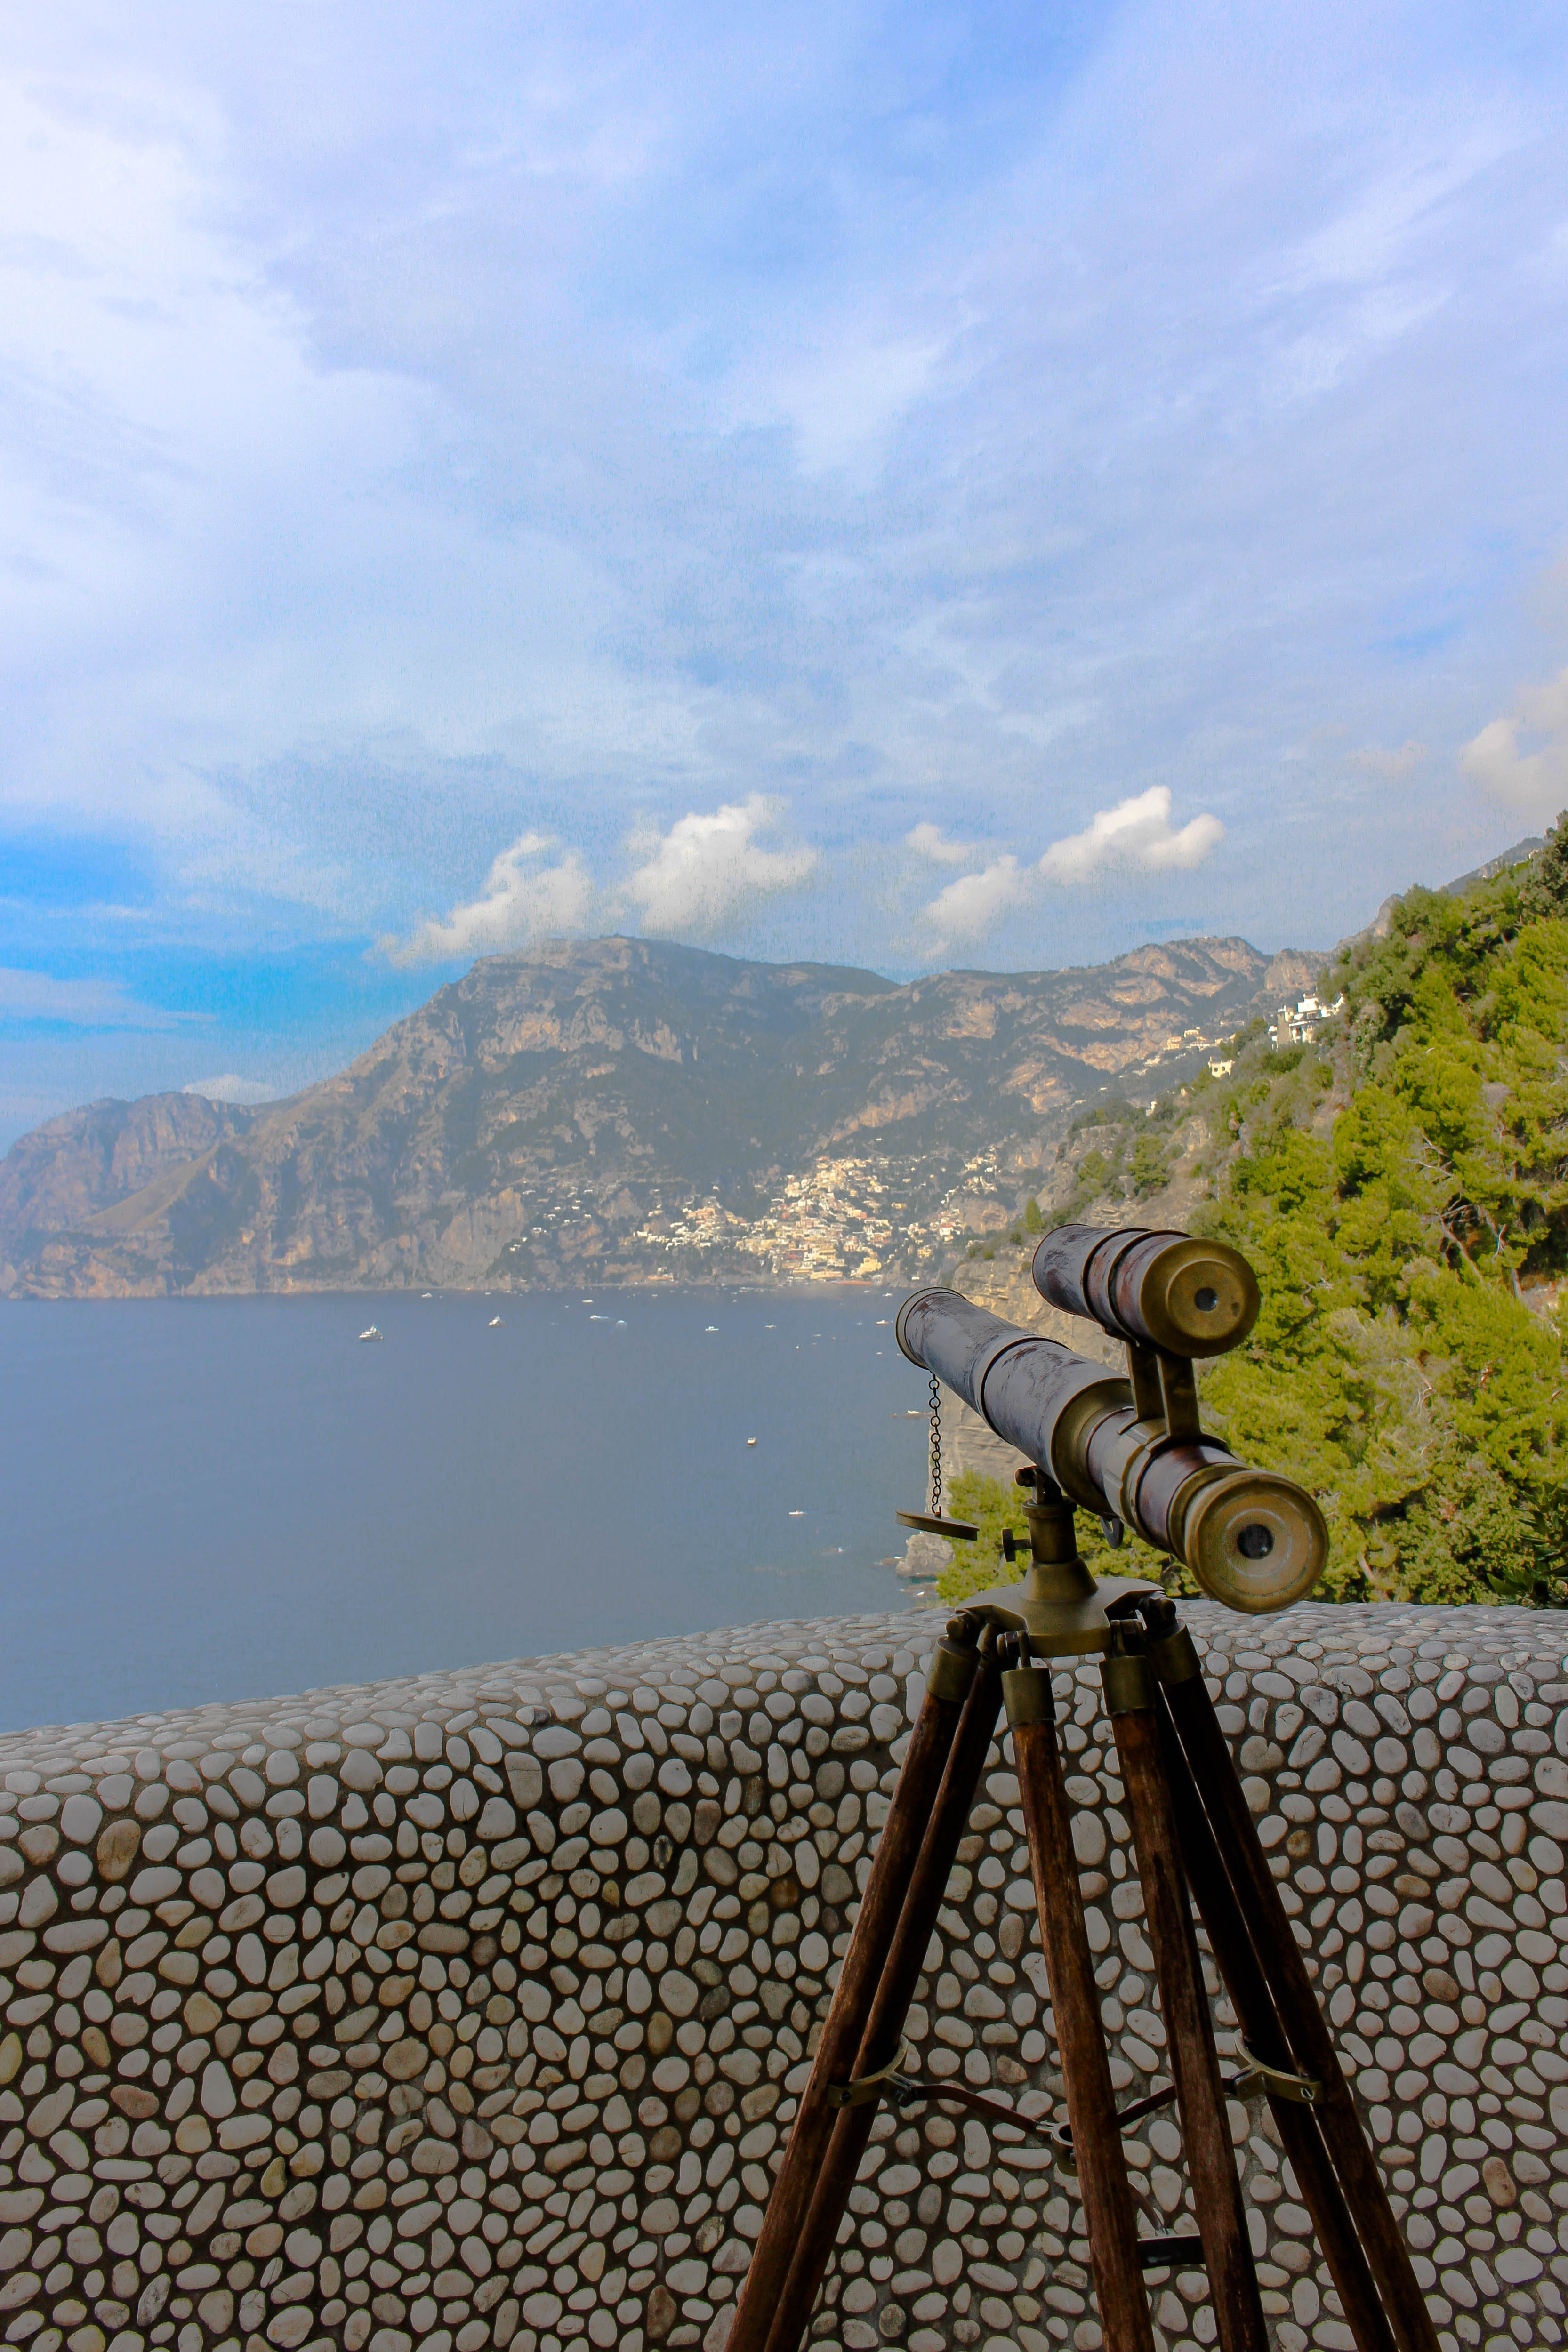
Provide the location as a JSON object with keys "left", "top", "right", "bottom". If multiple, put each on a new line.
{"left": 629, "top": 1147, "right": 1015, "bottom": 1281}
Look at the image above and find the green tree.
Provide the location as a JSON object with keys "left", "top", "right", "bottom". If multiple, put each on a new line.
{"left": 1128, "top": 1132, "right": 1169, "bottom": 1196}
{"left": 1197, "top": 892, "right": 1568, "bottom": 1606}
{"left": 1519, "top": 812, "right": 1568, "bottom": 922}
{"left": 934, "top": 1471, "right": 1030, "bottom": 1605}
{"left": 932, "top": 835, "right": 1568, "bottom": 1613}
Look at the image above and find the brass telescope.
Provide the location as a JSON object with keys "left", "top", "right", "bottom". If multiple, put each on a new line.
{"left": 729, "top": 1226, "right": 1439, "bottom": 2352}
{"left": 896, "top": 1220, "right": 1327, "bottom": 1630}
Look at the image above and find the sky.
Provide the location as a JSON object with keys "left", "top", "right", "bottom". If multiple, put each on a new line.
{"left": 3, "top": 0, "right": 1568, "bottom": 1145}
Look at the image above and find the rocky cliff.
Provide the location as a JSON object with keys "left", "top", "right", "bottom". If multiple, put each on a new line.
{"left": 0, "top": 1094, "right": 257, "bottom": 1260}
{"left": 0, "top": 934, "right": 1318, "bottom": 1298}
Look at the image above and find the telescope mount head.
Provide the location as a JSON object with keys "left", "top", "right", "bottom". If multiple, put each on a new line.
{"left": 957, "top": 1460, "right": 1165, "bottom": 1662}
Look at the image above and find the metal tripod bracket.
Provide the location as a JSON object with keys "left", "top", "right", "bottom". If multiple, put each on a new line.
{"left": 1231, "top": 2041, "right": 1321, "bottom": 2106}
{"left": 948, "top": 1469, "right": 1164, "bottom": 1662}
{"left": 825, "top": 2041, "right": 912, "bottom": 2111}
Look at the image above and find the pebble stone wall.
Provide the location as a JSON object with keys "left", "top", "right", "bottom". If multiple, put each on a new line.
{"left": 1, "top": 1604, "right": 1566, "bottom": 2352}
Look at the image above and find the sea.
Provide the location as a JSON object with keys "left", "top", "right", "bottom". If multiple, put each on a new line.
{"left": 0, "top": 1286, "right": 939, "bottom": 1735}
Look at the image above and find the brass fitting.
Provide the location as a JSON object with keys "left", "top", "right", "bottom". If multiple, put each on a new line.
{"left": 1102, "top": 1650, "right": 1156, "bottom": 1716}
{"left": 1002, "top": 1666, "right": 1055, "bottom": 1727}
{"left": 1145, "top": 1623, "right": 1203, "bottom": 1686}
{"left": 927, "top": 1639, "right": 981, "bottom": 1705}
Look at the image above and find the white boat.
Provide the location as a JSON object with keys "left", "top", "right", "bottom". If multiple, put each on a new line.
{"left": 747, "top": 1437, "right": 757, "bottom": 1447}
{"left": 359, "top": 1326, "right": 382, "bottom": 1343}
{"left": 488, "top": 1315, "right": 503, "bottom": 1327}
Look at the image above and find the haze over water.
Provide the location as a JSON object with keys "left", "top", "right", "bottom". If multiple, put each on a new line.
{"left": 0, "top": 1288, "right": 933, "bottom": 1734}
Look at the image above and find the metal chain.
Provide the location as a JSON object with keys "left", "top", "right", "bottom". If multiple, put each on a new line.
{"left": 928, "top": 1372, "right": 942, "bottom": 1519}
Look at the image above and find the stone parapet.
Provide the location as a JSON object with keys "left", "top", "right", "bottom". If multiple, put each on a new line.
{"left": 1, "top": 1603, "right": 1566, "bottom": 2352}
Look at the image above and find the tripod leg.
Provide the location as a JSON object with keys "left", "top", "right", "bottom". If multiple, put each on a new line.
{"left": 761, "top": 1639, "right": 1005, "bottom": 2352}
{"left": 727, "top": 1628, "right": 981, "bottom": 2352}
{"left": 1152, "top": 1626, "right": 1440, "bottom": 2352}
{"left": 1005, "top": 1662, "right": 1156, "bottom": 2352}
{"left": 1154, "top": 1694, "right": 1398, "bottom": 2352}
{"left": 1104, "top": 1652, "right": 1268, "bottom": 2352}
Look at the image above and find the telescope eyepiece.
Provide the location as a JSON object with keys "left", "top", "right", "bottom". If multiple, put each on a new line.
{"left": 1032, "top": 1222, "right": 1260, "bottom": 1357}
{"left": 1178, "top": 1469, "right": 1327, "bottom": 1613}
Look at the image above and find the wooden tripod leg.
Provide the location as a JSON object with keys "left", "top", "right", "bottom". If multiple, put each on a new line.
{"left": 761, "top": 1643, "right": 1005, "bottom": 2352}
{"left": 1104, "top": 1652, "right": 1268, "bottom": 2352}
{"left": 1153, "top": 1694, "right": 1399, "bottom": 2352}
{"left": 726, "top": 1630, "right": 980, "bottom": 2352}
{"left": 1006, "top": 1662, "right": 1156, "bottom": 2352}
{"left": 1152, "top": 1629, "right": 1440, "bottom": 2352}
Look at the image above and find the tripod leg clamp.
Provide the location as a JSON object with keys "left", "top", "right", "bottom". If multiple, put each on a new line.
{"left": 927, "top": 1639, "right": 981, "bottom": 1704}
{"left": 826, "top": 2040, "right": 912, "bottom": 2111}
{"left": 1001, "top": 1666, "right": 1053, "bottom": 1726}
{"left": 1102, "top": 1651, "right": 1155, "bottom": 1715}
{"left": 1231, "top": 2040, "right": 1320, "bottom": 2105}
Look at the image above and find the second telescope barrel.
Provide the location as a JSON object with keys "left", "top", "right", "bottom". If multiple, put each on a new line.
{"left": 895, "top": 1287, "right": 1128, "bottom": 1490}
{"left": 1031, "top": 1222, "right": 1260, "bottom": 1357}
{"left": 896, "top": 1286, "right": 1327, "bottom": 1613}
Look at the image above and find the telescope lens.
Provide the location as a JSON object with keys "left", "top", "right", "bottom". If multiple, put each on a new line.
{"left": 1140, "top": 1240, "right": 1262, "bottom": 1356}
{"left": 1182, "top": 1470, "right": 1327, "bottom": 1613}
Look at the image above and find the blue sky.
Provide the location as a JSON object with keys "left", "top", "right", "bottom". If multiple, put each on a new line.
{"left": 3, "top": 0, "right": 1567, "bottom": 1145}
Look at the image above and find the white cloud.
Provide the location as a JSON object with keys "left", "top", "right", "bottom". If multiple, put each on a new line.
{"left": 6, "top": 0, "right": 1568, "bottom": 1009}
{"left": 184, "top": 1074, "right": 276, "bottom": 1105}
{"left": 724, "top": 333, "right": 946, "bottom": 478}
{"left": 1351, "top": 740, "right": 1427, "bottom": 779}
{"left": 915, "top": 789, "right": 1226, "bottom": 951}
{"left": 1460, "top": 668, "right": 1568, "bottom": 818}
{"left": 920, "top": 855, "right": 1031, "bottom": 952}
{"left": 1038, "top": 789, "right": 1225, "bottom": 885}
{"left": 386, "top": 834, "right": 595, "bottom": 966}
{"left": 0, "top": 968, "right": 193, "bottom": 1029}
{"left": 906, "top": 822, "right": 973, "bottom": 866}
{"left": 624, "top": 797, "right": 816, "bottom": 938}
{"left": 777, "top": 337, "right": 945, "bottom": 476}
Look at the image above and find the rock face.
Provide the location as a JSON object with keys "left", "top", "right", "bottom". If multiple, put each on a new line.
{"left": 0, "top": 1095, "right": 257, "bottom": 1267}
{"left": 0, "top": 934, "right": 1319, "bottom": 1298}
{"left": 0, "top": 1603, "right": 1564, "bottom": 2352}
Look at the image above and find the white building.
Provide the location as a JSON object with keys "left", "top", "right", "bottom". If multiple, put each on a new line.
{"left": 1268, "top": 991, "right": 1344, "bottom": 1047}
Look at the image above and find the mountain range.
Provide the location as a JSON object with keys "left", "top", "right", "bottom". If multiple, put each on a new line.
{"left": 0, "top": 932, "right": 1319, "bottom": 1297}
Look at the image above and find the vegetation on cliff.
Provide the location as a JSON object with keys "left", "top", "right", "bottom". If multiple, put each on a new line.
{"left": 940, "top": 823, "right": 1568, "bottom": 1611}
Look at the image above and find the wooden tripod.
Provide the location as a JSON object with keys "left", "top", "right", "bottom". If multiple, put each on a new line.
{"left": 726, "top": 1593, "right": 1440, "bottom": 2352}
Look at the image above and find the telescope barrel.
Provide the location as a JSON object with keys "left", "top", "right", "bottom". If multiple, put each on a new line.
{"left": 896, "top": 1286, "right": 1326, "bottom": 1614}
{"left": 895, "top": 1287, "right": 1128, "bottom": 1495}
{"left": 1032, "top": 1222, "right": 1260, "bottom": 1357}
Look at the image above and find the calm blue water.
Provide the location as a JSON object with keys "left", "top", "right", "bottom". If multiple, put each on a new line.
{"left": 0, "top": 1288, "right": 935, "bottom": 1734}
